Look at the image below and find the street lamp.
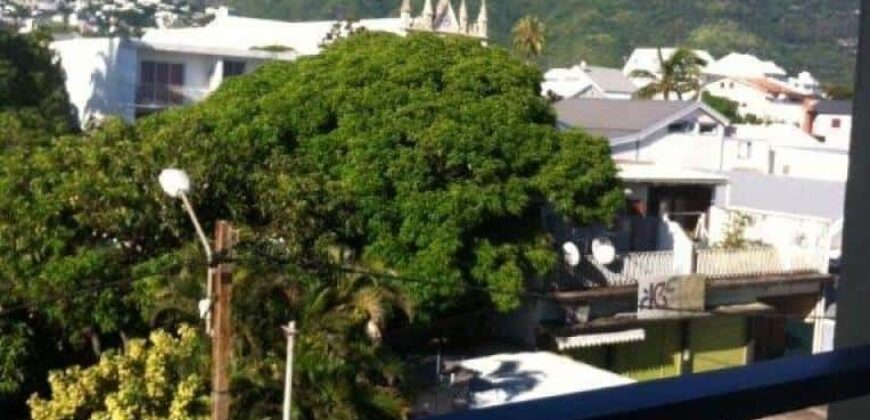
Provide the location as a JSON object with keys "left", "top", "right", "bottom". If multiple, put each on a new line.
{"left": 159, "top": 168, "right": 214, "bottom": 332}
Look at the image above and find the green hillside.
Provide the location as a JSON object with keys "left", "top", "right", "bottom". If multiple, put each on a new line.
{"left": 228, "top": 0, "right": 859, "bottom": 85}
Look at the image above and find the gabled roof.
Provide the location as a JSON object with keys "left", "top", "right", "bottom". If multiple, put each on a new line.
{"left": 815, "top": 100, "right": 852, "bottom": 116}
{"left": 554, "top": 99, "right": 729, "bottom": 142}
{"left": 585, "top": 65, "right": 638, "bottom": 94}
{"left": 542, "top": 65, "right": 637, "bottom": 99}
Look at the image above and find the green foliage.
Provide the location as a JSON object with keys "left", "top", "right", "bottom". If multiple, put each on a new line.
{"left": 824, "top": 84, "right": 854, "bottom": 99}
{"left": 632, "top": 47, "right": 706, "bottom": 100}
{"left": 512, "top": 16, "right": 545, "bottom": 62}
{"left": 702, "top": 92, "right": 740, "bottom": 123}
{"left": 0, "top": 27, "right": 77, "bottom": 143}
{"left": 687, "top": 21, "right": 762, "bottom": 57}
{"left": 718, "top": 211, "right": 755, "bottom": 250}
{"left": 28, "top": 325, "right": 209, "bottom": 420}
{"left": 227, "top": 0, "right": 859, "bottom": 85}
{"left": 0, "top": 31, "right": 622, "bottom": 414}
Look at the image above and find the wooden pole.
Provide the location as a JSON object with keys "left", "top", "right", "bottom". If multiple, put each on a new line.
{"left": 211, "top": 220, "right": 234, "bottom": 420}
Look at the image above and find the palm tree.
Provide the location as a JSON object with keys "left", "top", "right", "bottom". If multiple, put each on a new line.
{"left": 630, "top": 47, "right": 708, "bottom": 100}
{"left": 512, "top": 16, "right": 546, "bottom": 62}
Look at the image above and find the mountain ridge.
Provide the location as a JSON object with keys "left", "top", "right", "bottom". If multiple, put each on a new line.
{"left": 227, "top": 0, "right": 859, "bottom": 85}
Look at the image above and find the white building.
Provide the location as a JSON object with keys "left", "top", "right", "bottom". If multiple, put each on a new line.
{"left": 704, "top": 52, "right": 788, "bottom": 80}
{"left": 806, "top": 100, "right": 853, "bottom": 150}
{"left": 50, "top": 1, "right": 489, "bottom": 127}
{"left": 542, "top": 63, "right": 637, "bottom": 100}
{"left": 723, "top": 124, "right": 848, "bottom": 181}
{"left": 703, "top": 77, "right": 813, "bottom": 126}
{"left": 555, "top": 98, "right": 732, "bottom": 172}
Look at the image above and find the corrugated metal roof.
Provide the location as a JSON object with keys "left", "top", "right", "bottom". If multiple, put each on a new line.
{"left": 719, "top": 170, "right": 845, "bottom": 220}
{"left": 815, "top": 100, "right": 852, "bottom": 116}
{"left": 585, "top": 66, "right": 638, "bottom": 94}
{"left": 554, "top": 99, "right": 695, "bottom": 139}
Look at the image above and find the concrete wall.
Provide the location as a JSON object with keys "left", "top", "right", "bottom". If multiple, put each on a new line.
{"left": 707, "top": 205, "right": 840, "bottom": 255}
{"left": 770, "top": 147, "right": 849, "bottom": 181}
{"left": 813, "top": 114, "right": 853, "bottom": 150}
{"left": 51, "top": 37, "right": 138, "bottom": 126}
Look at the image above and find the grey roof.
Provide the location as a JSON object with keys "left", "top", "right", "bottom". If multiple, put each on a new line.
{"left": 717, "top": 170, "right": 845, "bottom": 220}
{"left": 554, "top": 99, "right": 696, "bottom": 139}
{"left": 585, "top": 66, "right": 638, "bottom": 94}
{"left": 815, "top": 100, "right": 852, "bottom": 116}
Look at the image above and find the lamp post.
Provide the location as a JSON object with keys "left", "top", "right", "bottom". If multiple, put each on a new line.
{"left": 159, "top": 168, "right": 234, "bottom": 420}
{"left": 158, "top": 169, "right": 214, "bottom": 332}
{"left": 282, "top": 321, "right": 297, "bottom": 420}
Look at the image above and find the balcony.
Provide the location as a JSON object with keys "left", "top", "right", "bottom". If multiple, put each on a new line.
{"left": 545, "top": 245, "right": 827, "bottom": 293}
{"left": 134, "top": 82, "right": 210, "bottom": 110}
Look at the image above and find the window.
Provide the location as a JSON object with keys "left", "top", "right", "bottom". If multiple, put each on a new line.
{"left": 729, "top": 82, "right": 735, "bottom": 88}
{"left": 699, "top": 123, "right": 718, "bottom": 135}
{"left": 720, "top": 82, "right": 725, "bottom": 88}
{"left": 832, "top": 118, "right": 842, "bottom": 129}
{"left": 137, "top": 61, "right": 184, "bottom": 106}
{"left": 667, "top": 121, "right": 693, "bottom": 133}
{"left": 738, "top": 141, "right": 752, "bottom": 159}
{"left": 223, "top": 60, "right": 246, "bottom": 78}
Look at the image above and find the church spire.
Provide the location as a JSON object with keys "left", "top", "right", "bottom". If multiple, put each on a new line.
{"left": 422, "top": 0, "right": 434, "bottom": 29}
{"left": 476, "top": 0, "right": 488, "bottom": 38}
{"left": 459, "top": 0, "right": 469, "bottom": 33}
{"left": 400, "top": 0, "right": 412, "bottom": 27}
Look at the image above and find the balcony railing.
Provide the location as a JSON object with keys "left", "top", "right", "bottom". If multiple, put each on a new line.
{"left": 696, "top": 247, "right": 824, "bottom": 279}
{"left": 134, "top": 83, "right": 210, "bottom": 109}
{"left": 549, "top": 246, "right": 827, "bottom": 290}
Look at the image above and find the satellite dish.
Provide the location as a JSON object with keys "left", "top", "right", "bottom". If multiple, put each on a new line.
{"left": 562, "top": 241, "right": 581, "bottom": 267}
{"left": 591, "top": 237, "right": 616, "bottom": 265}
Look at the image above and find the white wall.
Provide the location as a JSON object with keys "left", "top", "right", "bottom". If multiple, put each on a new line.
{"left": 705, "top": 79, "right": 806, "bottom": 126}
{"left": 813, "top": 114, "right": 853, "bottom": 150}
{"left": 613, "top": 109, "right": 727, "bottom": 171}
{"left": 50, "top": 37, "right": 138, "bottom": 126}
{"left": 770, "top": 147, "right": 849, "bottom": 181}
{"left": 708, "top": 205, "right": 839, "bottom": 253}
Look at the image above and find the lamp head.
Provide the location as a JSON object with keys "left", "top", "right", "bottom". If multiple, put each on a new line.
{"left": 158, "top": 168, "right": 191, "bottom": 198}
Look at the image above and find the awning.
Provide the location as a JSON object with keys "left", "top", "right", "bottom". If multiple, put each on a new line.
{"left": 555, "top": 328, "right": 646, "bottom": 350}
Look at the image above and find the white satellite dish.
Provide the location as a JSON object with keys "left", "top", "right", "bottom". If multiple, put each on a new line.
{"left": 591, "top": 237, "right": 616, "bottom": 265}
{"left": 562, "top": 241, "right": 581, "bottom": 267}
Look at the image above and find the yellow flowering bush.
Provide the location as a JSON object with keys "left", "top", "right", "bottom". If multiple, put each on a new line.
{"left": 28, "top": 325, "right": 208, "bottom": 420}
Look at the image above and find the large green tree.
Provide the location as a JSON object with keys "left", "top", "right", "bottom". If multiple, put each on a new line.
{"left": 0, "top": 31, "right": 622, "bottom": 415}
{"left": 0, "top": 27, "right": 77, "bottom": 146}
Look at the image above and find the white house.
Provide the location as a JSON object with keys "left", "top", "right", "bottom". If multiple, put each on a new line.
{"left": 703, "top": 77, "right": 814, "bottom": 126}
{"left": 542, "top": 63, "right": 637, "bottom": 100}
{"left": 50, "top": 0, "right": 489, "bottom": 127}
{"left": 555, "top": 98, "right": 731, "bottom": 171}
{"left": 723, "top": 123, "right": 849, "bottom": 181}
{"left": 704, "top": 52, "right": 787, "bottom": 80}
{"left": 806, "top": 100, "right": 853, "bottom": 150}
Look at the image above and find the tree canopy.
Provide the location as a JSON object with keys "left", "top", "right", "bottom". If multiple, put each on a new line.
{"left": 631, "top": 47, "right": 707, "bottom": 100}
{"left": 1, "top": 31, "right": 622, "bottom": 415}
{"left": 0, "top": 27, "right": 77, "bottom": 145}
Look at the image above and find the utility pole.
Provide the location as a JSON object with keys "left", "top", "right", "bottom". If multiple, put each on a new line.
{"left": 212, "top": 220, "right": 235, "bottom": 420}
{"left": 282, "top": 321, "right": 297, "bottom": 420}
